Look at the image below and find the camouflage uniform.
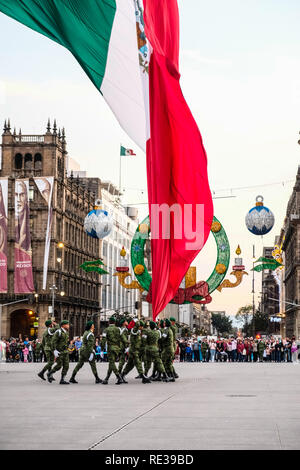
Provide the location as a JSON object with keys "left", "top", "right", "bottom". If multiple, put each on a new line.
{"left": 144, "top": 328, "right": 166, "bottom": 375}
{"left": 48, "top": 327, "right": 69, "bottom": 382}
{"left": 161, "top": 326, "right": 175, "bottom": 377}
{"left": 118, "top": 326, "right": 129, "bottom": 374}
{"left": 70, "top": 329, "right": 101, "bottom": 382}
{"left": 170, "top": 321, "right": 179, "bottom": 378}
{"left": 122, "top": 322, "right": 144, "bottom": 377}
{"left": 38, "top": 326, "right": 58, "bottom": 376}
{"left": 101, "top": 324, "right": 125, "bottom": 384}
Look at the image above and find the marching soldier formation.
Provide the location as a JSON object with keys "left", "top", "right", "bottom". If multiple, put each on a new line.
{"left": 37, "top": 315, "right": 179, "bottom": 385}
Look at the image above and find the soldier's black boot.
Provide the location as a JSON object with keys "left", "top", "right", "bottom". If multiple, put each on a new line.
{"left": 69, "top": 376, "right": 78, "bottom": 384}
{"left": 121, "top": 373, "right": 128, "bottom": 384}
{"left": 95, "top": 376, "right": 102, "bottom": 384}
{"left": 135, "top": 373, "right": 144, "bottom": 379}
{"left": 47, "top": 371, "right": 54, "bottom": 383}
{"left": 150, "top": 371, "right": 159, "bottom": 381}
{"left": 60, "top": 375, "right": 69, "bottom": 385}
{"left": 162, "top": 372, "right": 171, "bottom": 382}
{"left": 142, "top": 374, "right": 151, "bottom": 384}
{"left": 37, "top": 371, "right": 46, "bottom": 381}
{"left": 174, "top": 371, "right": 179, "bottom": 379}
{"left": 152, "top": 372, "right": 162, "bottom": 382}
{"left": 115, "top": 374, "right": 123, "bottom": 385}
{"left": 102, "top": 374, "right": 110, "bottom": 385}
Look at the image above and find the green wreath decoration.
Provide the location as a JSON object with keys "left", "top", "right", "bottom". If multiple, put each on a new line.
{"left": 131, "top": 215, "right": 230, "bottom": 303}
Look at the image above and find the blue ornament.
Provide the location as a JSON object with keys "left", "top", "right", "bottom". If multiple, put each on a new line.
{"left": 245, "top": 196, "right": 274, "bottom": 236}
{"left": 84, "top": 202, "right": 113, "bottom": 239}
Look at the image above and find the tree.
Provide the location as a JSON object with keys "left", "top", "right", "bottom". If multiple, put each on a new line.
{"left": 252, "top": 310, "right": 268, "bottom": 333}
{"left": 235, "top": 305, "right": 253, "bottom": 337}
{"left": 211, "top": 313, "right": 232, "bottom": 336}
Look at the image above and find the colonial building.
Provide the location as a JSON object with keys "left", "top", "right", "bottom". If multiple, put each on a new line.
{"left": 0, "top": 119, "right": 102, "bottom": 339}
{"left": 260, "top": 246, "right": 280, "bottom": 333}
{"left": 279, "top": 165, "right": 300, "bottom": 338}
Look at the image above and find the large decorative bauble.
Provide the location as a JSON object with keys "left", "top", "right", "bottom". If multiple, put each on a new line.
{"left": 245, "top": 196, "right": 274, "bottom": 236}
{"left": 84, "top": 209, "right": 113, "bottom": 239}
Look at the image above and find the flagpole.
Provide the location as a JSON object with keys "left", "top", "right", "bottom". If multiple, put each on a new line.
{"left": 119, "top": 145, "right": 122, "bottom": 193}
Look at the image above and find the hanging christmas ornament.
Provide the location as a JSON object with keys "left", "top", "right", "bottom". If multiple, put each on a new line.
{"left": 84, "top": 199, "right": 113, "bottom": 239}
{"left": 245, "top": 195, "right": 275, "bottom": 236}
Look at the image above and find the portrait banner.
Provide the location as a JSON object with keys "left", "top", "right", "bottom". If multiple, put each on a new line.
{"left": 14, "top": 179, "right": 34, "bottom": 293}
{"left": 0, "top": 178, "right": 8, "bottom": 293}
{"left": 34, "top": 177, "right": 54, "bottom": 290}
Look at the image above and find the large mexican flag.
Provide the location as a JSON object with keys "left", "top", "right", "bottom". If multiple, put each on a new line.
{"left": 0, "top": 0, "right": 213, "bottom": 318}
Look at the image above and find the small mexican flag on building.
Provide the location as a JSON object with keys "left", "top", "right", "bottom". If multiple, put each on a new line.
{"left": 120, "top": 145, "right": 136, "bottom": 156}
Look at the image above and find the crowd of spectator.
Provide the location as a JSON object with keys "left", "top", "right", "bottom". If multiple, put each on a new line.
{"left": 1, "top": 334, "right": 299, "bottom": 364}
{"left": 176, "top": 336, "right": 300, "bottom": 363}
{"left": 0, "top": 335, "right": 109, "bottom": 363}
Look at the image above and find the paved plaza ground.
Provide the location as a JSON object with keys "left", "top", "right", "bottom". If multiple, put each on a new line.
{"left": 1, "top": 361, "right": 300, "bottom": 450}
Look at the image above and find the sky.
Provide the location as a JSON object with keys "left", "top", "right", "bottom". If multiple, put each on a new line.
{"left": 0, "top": 0, "right": 300, "bottom": 318}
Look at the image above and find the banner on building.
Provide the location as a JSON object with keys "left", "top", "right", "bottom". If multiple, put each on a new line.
{"left": 0, "top": 178, "right": 8, "bottom": 293}
{"left": 34, "top": 177, "right": 54, "bottom": 290}
{"left": 14, "top": 179, "right": 34, "bottom": 293}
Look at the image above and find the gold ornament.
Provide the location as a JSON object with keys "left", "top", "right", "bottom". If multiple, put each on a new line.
{"left": 113, "top": 272, "right": 144, "bottom": 293}
{"left": 235, "top": 245, "right": 241, "bottom": 256}
{"left": 217, "top": 271, "right": 248, "bottom": 291}
{"left": 211, "top": 221, "right": 222, "bottom": 233}
{"left": 134, "top": 264, "right": 145, "bottom": 275}
{"left": 139, "top": 223, "right": 149, "bottom": 234}
{"left": 215, "top": 263, "right": 226, "bottom": 274}
{"left": 120, "top": 246, "right": 126, "bottom": 257}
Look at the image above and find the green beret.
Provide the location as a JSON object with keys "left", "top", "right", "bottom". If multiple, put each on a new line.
{"left": 60, "top": 320, "right": 69, "bottom": 326}
{"left": 160, "top": 319, "right": 165, "bottom": 328}
{"left": 45, "top": 320, "right": 52, "bottom": 327}
{"left": 85, "top": 320, "right": 94, "bottom": 331}
{"left": 109, "top": 316, "right": 116, "bottom": 323}
{"left": 165, "top": 319, "right": 171, "bottom": 327}
{"left": 119, "top": 318, "right": 127, "bottom": 326}
{"left": 170, "top": 317, "right": 176, "bottom": 322}
{"left": 150, "top": 321, "right": 156, "bottom": 329}
{"left": 139, "top": 320, "right": 145, "bottom": 327}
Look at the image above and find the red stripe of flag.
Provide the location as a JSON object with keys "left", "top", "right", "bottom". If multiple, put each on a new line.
{"left": 144, "top": 0, "right": 214, "bottom": 319}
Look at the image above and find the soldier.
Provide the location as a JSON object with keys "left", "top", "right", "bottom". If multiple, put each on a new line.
{"left": 69, "top": 321, "right": 102, "bottom": 384}
{"left": 101, "top": 316, "right": 125, "bottom": 385}
{"left": 170, "top": 317, "right": 179, "bottom": 378}
{"left": 47, "top": 320, "right": 70, "bottom": 385}
{"left": 161, "top": 319, "right": 176, "bottom": 381}
{"left": 117, "top": 318, "right": 129, "bottom": 375}
{"left": 37, "top": 319, "right": 58, "bottom": 381}
{"left": 144, "top": 321, "right": 171, "bottom": 382}
{"left": 135, "top": 320, "right": 147, "bottom": 379}
{"left": 121, "top": 319, "right": 151, "bottom": 384}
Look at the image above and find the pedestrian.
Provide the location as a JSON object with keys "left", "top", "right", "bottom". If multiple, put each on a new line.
{"left": 291, "top": 337, "right": 298, "bottom": 363}
{"left": 209, "top": 339, "right": 216, "bottom": 362}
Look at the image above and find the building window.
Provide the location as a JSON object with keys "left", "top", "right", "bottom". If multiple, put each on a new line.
{"left": 15, "top": 153, "right": 23, "bottom": 169}
{"left": 34, "top": 153, "right": 42, "bottom": 170}
{"left": 25, "top": 153, "right": 33, "bottom": 170}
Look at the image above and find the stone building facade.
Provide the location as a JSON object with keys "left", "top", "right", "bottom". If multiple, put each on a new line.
{"left": 260, "top": 246, "right": 280, "bottom": 334}
{"left": 0, "top": 119, "right": 102, "bottom": 339}
{"left": 279, "top": 165, "right": 300, "bottom": 338}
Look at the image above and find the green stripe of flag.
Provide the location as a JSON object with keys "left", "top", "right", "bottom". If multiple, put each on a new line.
{"left": 0, "top": 0, "right": 116, "bottom": 90}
